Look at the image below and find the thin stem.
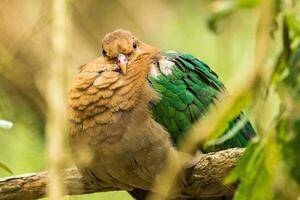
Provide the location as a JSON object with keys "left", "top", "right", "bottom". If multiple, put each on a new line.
{"left": 45, "top": 0, "right": 70, "bottom": 199}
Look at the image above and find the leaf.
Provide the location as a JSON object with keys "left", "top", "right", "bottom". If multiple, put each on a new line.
{"left": 207, "top": 0, "right": 259, "bottom": 33}
{"left": 203, "top": 91, "right": 251, "bottom": 147}
{"left": 281, "top": 118, "right": 300, "bottom": 185}
{"left": 0, "top": 162, "right": 13, "bottom": 174}
{"left": 286, "top": 12, "right": 300, "bottom": 36}
{"left": 228, "top": 139, "right": 278, "bottom": 200}
{"left": 225, "top": 140, "right": 260, "bottom": 184}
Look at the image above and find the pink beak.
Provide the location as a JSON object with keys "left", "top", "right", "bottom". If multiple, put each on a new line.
{"left": 116, "top": 54, "right": 128, "bottom": 74}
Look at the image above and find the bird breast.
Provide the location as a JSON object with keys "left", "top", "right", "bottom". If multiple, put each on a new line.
{"left": 69, "top": 59, "right": 143, "bottom": 130}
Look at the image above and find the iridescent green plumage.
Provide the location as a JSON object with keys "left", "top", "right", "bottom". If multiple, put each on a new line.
{"left": 149, "top": 52, "right": 255, "bottom": 151}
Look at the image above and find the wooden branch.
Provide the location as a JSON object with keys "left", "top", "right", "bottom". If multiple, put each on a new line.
{"left": 0, "top": 148, "right": 244, "bottom": 200}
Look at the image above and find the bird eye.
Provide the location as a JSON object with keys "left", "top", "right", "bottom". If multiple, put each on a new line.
{"left": 133, "top": 41, "right": 137, "bottom": 49}
{"left": 102, "top": 49, "right": 107, "bottom": 56}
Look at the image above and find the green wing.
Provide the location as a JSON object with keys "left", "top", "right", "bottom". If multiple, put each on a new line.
{"left": 149, "top": 52, "right": 255, "bottom": 151}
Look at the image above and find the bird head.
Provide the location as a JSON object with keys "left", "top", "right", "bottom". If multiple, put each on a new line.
{"left": 101, "top": 29, "right": 159, "bottom": 74}
{"left": 69, "top": 30, "right": 160, "bottom": 123}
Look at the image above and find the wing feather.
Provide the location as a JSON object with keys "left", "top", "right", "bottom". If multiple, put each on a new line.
{"left": 148, "top": 51, "right": 255, "bottom": 150}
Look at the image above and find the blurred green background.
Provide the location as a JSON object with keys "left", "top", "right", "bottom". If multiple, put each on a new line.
{"left": 0, "top": 0, "right": 263, "bottom": 199}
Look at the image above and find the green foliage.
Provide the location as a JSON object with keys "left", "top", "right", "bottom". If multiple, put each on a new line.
{"left": 277, "top": 14, "right": 300, "bottom": 186}
{"left": 226, "top": 137, "right": 280, "bottom": 200}
{"left": 208, "top": 0, "right": 259, "bottom": 32}
{"left": 210, "top": 0, "right": 300, "bottom": 199}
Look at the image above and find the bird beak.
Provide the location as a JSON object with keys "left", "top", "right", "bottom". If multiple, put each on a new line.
{"left": 116, "top": 53, "right": 128, "bottom": 74}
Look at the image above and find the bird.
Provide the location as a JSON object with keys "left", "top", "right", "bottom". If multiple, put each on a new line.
{"left": 68, "top": 29, "right": 255, "bottom": 199}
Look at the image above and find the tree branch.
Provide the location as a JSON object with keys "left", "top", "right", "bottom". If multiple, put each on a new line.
{"left": 0, "top": 148, "right": 244, "bottom": 200}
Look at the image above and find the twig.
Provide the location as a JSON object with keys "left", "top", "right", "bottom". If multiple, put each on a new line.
{"left": 0, "top": 148, "right": 243, "bottom": 200}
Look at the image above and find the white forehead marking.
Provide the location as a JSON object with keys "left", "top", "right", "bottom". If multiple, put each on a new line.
{"left": 159, "top": 58, "right": 175, "bottom": 76}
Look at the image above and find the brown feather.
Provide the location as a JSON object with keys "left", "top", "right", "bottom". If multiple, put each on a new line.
{"left": 69, "top": 29, "right": 175, "bottom": 193}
